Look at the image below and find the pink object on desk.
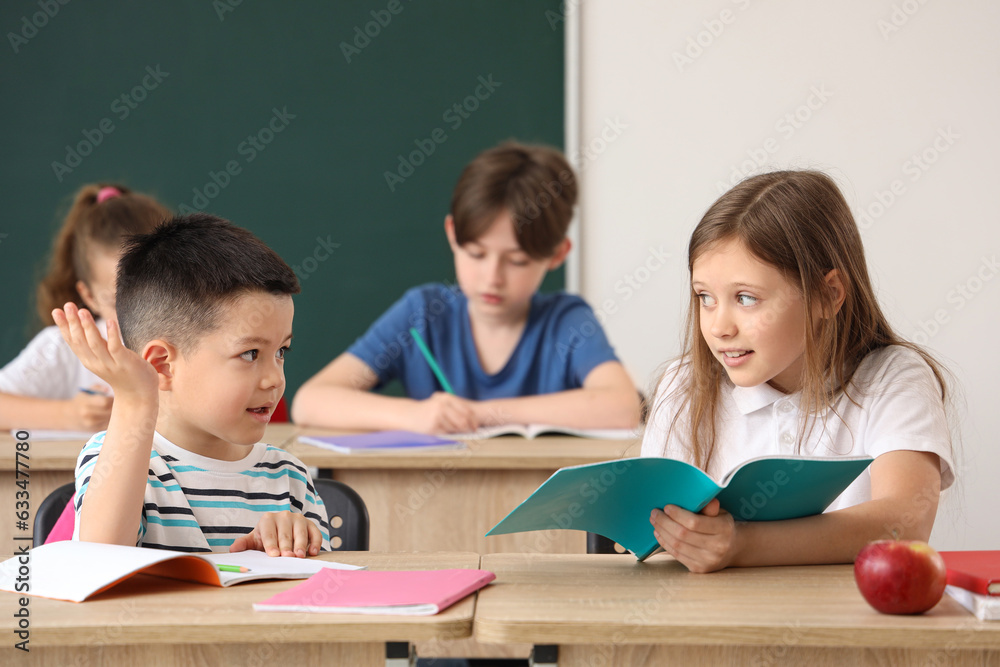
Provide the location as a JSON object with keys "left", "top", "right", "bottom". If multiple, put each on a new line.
{"left": 253, "top": 568, "right": 496, "bottom": 615}
{"left": 44, "top": 496, "right": 76, "bottom": 544}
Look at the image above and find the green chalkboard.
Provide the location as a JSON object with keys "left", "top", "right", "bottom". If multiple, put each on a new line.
{"left": 0, "top": 0, "right": 565, "bottom": 399}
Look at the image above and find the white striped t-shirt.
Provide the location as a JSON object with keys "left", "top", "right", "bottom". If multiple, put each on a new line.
{"left": 73, "top": 431, "right": 331, "bottom": 552}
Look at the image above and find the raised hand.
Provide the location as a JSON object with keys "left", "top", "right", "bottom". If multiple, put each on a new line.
{"left": 52, "top": 303, "right": 158, "bottom": 400}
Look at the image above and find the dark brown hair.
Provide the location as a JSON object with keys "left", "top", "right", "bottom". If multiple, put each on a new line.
{"left": 653, "top": 170, "right": 948, "bottom": 469}
{"left": 450, "top": 141, "right": 577, "bottom": 258}
{"left": 116, "top": 214, "right": 300, "bottom": 352}
{"left": 36, "top": 183, "right": 170, "bottom": 325}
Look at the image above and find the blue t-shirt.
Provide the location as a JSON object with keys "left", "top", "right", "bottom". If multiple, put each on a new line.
{"left": 347, "top": 283, "right": 620, "bottom": 400}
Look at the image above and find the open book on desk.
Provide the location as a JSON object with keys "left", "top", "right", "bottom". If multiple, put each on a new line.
{"left": 453, "top": 424, "right": 637, "bottom": 440}
{"left": 0, "top": 541, "right": 362, "bottom": 602}
{"left": 487, "top": 454, "right": 873, "bottom": 561}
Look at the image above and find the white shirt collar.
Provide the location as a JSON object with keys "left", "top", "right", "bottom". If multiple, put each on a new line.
{"left": 730, "top": 381, "right": 791, "bottom": 415}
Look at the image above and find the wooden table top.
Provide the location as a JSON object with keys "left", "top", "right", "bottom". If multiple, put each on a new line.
{"left": 287, "top": 428, "right": 640, "bottom": 470}
{"left": 3, "top": 551, "right": 480, "bottom": 647}
{"left": 474, "top": 553, "right": 1000, "bottom": 649}
{"left": 0, "top": 422, "right": 301, "bottom": 471}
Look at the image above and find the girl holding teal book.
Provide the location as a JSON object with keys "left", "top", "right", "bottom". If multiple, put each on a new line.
{"left": 642, "top": 170, "right": 955, "bottom": 573}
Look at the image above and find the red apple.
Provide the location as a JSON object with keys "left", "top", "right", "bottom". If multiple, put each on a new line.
{"left": 854, "top": 540, "right": 947, "bottom": 614}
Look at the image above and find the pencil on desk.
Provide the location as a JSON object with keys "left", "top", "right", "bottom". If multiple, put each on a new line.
{"left": 409, "top": 327, "right": 455, "bottom": 394}
{"left": 216, "top": 564, "right": 251, "bottom": 573}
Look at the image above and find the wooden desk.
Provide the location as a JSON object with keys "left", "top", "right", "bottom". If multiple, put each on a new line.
{"left": 474, "top": 553, "right": 1000, "bottom": 666}
{"left": 286, "top": 429, "right": 639, "bottom": 554}
{"left": 0, "top": 423, "right": 300, "bottom": 551}
{"left": 287, "top": 430, "right": 638, "bottom": 662}
{"left": 1, "top": 551, "right": 479, "bottom": 667}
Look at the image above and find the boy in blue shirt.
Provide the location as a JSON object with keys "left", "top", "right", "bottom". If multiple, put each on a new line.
{"left": 54, "top": 216, "right": 329, "bottom": 555}
{"left": 293, "top": 142, "right": 641, "bottom": 434}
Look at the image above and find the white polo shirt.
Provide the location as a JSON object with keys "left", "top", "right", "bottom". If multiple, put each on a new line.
{"left": 0, "top": 321, "right": 107, "bottom": 399}
{"left": 640, "top": 345, "right": 955, "bottom": 511}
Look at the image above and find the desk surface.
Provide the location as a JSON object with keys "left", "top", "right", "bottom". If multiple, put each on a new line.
{"left": 287, "top": 428, "right": 640, "bottom": 470}
{"left": 474, "top": 553, "right": 1000, "bottom": 650}
{"left": 3, "top": 551, "right": 479, "bottom": 647}
{"left": 0, "top": 422, "right": 301, "bottom": 471}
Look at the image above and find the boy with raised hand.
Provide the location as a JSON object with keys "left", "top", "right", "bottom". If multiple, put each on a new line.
{"left": 53, "top": 215, "right": 330, "bottom": 556}
{"left": 292, "top": 142, "right": 641, "bottom": 434}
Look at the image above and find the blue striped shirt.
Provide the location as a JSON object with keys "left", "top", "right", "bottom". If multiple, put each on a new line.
{"left": 73, "top": 431, "right": 331, "bottom": 552}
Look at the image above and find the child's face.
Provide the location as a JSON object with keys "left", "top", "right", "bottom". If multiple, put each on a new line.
{"left": 161, "top": 292, "right": 293, "bottom": 453}
{"left": 76, "top": 246, "right": 121, "bottom": 322}
{"left": 445, "top": 211, "right": 569, "bottom": 323}
{"left": 691, "top": 237, "right": 812, "bottom": 393}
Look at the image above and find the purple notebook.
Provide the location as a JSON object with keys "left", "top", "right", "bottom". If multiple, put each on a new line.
{"left": 297, "top": 430, "right": 465, "bottom": 454}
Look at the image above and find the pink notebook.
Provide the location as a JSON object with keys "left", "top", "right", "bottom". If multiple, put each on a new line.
{"left": 252, "top": 568, "right": 496, "bottom": 615}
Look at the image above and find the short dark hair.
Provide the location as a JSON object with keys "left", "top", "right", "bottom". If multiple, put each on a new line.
{"left": 116, "top": 214, "right": 300, "bottom": 352}
{"left": 450, "top": 141, "right": 577, "bottom": 258}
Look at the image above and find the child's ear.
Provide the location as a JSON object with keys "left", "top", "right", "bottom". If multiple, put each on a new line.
{"left": 443, "top": 215, "right": 459, "bottom": 250}
{"left": 546, "top": 238, "right": 573, "bottom": 270}
{"left": 143, "top": 340, "right": 175, "bottom": 391}
{"left": 75, "top": 280, "right": 99, "bottom": 315}
{"left": 822, "top": 269, "right": 847, "bottom": 317}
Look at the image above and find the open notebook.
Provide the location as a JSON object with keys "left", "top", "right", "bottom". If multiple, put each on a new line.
{"left": 488, "top": 454, "right": 873, "bottom": 561}
{"left": 0, "top": 541, "right": 362, "bottom": 602}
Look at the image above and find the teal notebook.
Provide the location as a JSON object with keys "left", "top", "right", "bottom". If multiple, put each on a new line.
{"left": 486, "top": 455, "right": 873, "bottom": 561}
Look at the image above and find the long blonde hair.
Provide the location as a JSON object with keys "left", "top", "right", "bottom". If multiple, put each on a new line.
{"left": 653, "top": 170, "right": 947, "bottom": 469}
{"left": 36, "top": 183, "right": 170, "bottom": 326}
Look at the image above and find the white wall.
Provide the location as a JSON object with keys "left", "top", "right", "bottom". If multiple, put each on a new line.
{"left": 576, "top": 0, "right": 999, "bottom": 549}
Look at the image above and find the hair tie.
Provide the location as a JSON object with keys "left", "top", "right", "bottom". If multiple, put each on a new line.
{"left": 96, "top": 186, "right": 121, "bottom": 203}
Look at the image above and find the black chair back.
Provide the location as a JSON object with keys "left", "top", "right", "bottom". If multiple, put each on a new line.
{"left": 314, "top": 478, "right": 369, "bottom": 551}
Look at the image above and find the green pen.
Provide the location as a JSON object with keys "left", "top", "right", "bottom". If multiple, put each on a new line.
{"left": 409, "top": 327, "right": 455, "bottom": 395}
{"left": 216, "top": 564, "right": 250, "bottom": 573}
